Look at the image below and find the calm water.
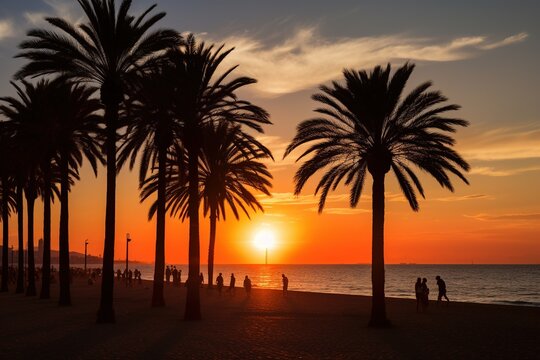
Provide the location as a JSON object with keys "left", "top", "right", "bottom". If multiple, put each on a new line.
{"left": 104, "top": 264, "right": 540, "bottom": 307}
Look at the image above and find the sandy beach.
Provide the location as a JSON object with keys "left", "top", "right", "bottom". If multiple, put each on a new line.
{"left": 0, "top": 278, "right": 538, "bottom": 359}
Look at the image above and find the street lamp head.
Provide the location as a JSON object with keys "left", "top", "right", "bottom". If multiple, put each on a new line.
{"left": 127, "top": 233, "right": 131, "bottom": 242}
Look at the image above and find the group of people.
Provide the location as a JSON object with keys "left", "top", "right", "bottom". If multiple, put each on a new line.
{"left": 415, "top": 275, "right": 449, "bottom": 312}
{"left": 165, "top": 265, "right": 182, "bottom": 286}
{"left": 212, "top": 272, "right": 289, "bottom": 296}
{"left": 115, "top": 268, "right": 142, "bottom": 286}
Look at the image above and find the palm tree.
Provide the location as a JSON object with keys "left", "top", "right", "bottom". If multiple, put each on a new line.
{"left": 165, "top": 35, "right": 271, "bottom": 320}
{"left": 0, "top": 123, "right": 16, "bottom": 292}
{"left": 200, "top": 123, "right": 272, "bottom": 287}
{"left": 1, "top": 79, "right": 102, "bottom": 303}
{"left": 285, "top": 63, "right": 469, "bottom": 327}
{"left": 118, "top": 64, "right": 183, "bottom": 307}
{"left": 15, "top": 0, "right": 181, "bottom": 322}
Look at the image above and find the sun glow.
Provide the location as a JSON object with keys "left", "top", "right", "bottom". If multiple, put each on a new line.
{"left": 253, "top": 228, "right": 276, "bottom": 250}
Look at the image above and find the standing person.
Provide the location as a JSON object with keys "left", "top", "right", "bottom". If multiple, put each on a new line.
{"left": 421, "top": 277, "right": 429, "bottom": 310}
{"left": 228, "top": 273, "right": 236, "bottom": 294}
{"left": 282, "top": 274, "right": 289, "bottom": 295}
{"left": 216, "top": 273, "right": 224, "bottom": 294}
{"left": 165, "top": 266, "right": 171, "bottom": 284}
{"left": 199, "top": 272, "right": 204, "bottom": 288}
{"left": 415, "top": 277, "right": 423, "bottom": 312}
{"left": 243, "top": 275, "right": 252, "bottom": 296}
{"left": 178, "top": 269, "right": 182, "bottom": 284}
{"left": 436, "top": 275, "right": 450, "bottom": 305}
{"left": 172, "top": 266, "right": 178, "bottom": 286}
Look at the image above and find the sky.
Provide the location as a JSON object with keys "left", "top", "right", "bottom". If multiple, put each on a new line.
{"left": 0, "top": 0, "right": 539, "bottom": 264}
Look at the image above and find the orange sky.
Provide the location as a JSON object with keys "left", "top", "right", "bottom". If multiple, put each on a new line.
{"left": 2, "top": 1, "right": 540, "bottom": 265}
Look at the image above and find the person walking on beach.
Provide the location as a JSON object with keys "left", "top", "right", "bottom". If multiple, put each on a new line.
{"left": 199, "top": 272, "right": 204, "bottom": 288}
{"left": 415, "top": 277, "right": 423, "bottom": 312}
{"left": 228, "top": 273, "right": 236, "bottom": 294}
{"left": 166, "top": 266, "right": 171, "bottom": 284}
{"left": 436, "top": 275, "right": 450, "bottom": 305}
{"left": 243, "top": 275, "right": 252, "bottom": 296}
{"left": 421, "top": 277, "right": 429, "bottom": 310}
{"left": 216, "top": 273, "right": 224, "bottom": 294}
{"left": 282, "top": 274, "right": 289, "bottom": 295}
{"left": 172, "top": 266, "right": 178, "bottom": 286}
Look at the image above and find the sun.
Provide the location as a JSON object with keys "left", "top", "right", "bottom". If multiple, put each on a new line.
{"left": 253, "top": 228, "right": 276, "bottom": 250}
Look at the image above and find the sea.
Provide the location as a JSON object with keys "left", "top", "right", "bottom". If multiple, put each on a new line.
{"left": 83, "top": 264, "right": 540, "bottom": 307}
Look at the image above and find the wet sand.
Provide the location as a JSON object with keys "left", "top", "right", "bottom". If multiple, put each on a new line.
{"left": 0, "top": 278, "right": 538, "bottom": 359}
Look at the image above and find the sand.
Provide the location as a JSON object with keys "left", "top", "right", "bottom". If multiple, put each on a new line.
{"left": 0, "top": 278, "right": 538, "bottom": 359}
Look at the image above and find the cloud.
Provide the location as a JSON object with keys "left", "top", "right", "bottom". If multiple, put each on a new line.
{"left": 0, "top": 20, "right": 15, "bottom": 40}
{"left": 470, "top": 166, "right": 540, "bottom": 177}
{"left": 207, "top": 28, "right": 529, "bottom": 96}
{"left": 462, "top": 125, "right": 540, "bottom": 161}
{"left": 306, "top": 207, "right": 370, "bottom": 215}
{"left": 479, "top": 32, "right": 528, "bottom": 50}
{"left": 433, "top": 194, "right": 493, "bottom": 201}
{"left": 466, "top": 213, "right": 540, "bottom": 221}
{"left": 258, "top": 192, "right": 349, "bottom": 207}
{"left": 24, "top": 0, "right": 82, "bottom": 26}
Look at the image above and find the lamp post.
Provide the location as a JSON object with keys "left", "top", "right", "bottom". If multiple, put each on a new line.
{"left": 265, "top": 247, "right": 268, "bottom": 265}
{"left": 126, "top": 233, "right": 131, "bottom": 273}
{"left": 84, "top": 239, "right": 89, "bottom": 272}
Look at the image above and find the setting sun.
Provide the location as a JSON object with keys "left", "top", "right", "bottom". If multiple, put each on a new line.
{"left": 253, "top": 228, "right": 276, "bottom": 250}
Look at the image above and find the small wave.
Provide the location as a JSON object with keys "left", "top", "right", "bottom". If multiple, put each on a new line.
{"left": 497, "top": 300, "right": 540, "bottom": 307}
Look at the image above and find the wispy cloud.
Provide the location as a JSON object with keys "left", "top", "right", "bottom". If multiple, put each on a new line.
{"left": 462, "top": 125, "right": 540, "bottom": 161}
{"left": 433, "top": 194, "right": 493, "bottom": 202}
{"left": 207, "top": 28, "right": 528, "bottom": 96}
{"left": 470, "top": 165, "right": 540, "bottom": 177}
{"left": 24, "top": 0, "right": 82, "bottom": 26}
{"left": 466, "top": 213, "right": 540, "bottom": 221}
{"left": 306, "top": 207, "right": 370, "bottom": 215}
{"left": 0, "top": 20, "right": 15, "bottom": 41}
{"left": 255, "top": 135, "right": 296, "bottom": 172}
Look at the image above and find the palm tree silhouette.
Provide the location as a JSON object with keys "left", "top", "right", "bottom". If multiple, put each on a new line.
{"left": 15, "top": 0, "right": 181, "bottom": 322}
{"left": 1, "top": 79, "right": 102, "bottom": 303}
{"left": 200, "top": 123, "right": 272, "bottom": 287}
{"left": 0, "top": 123, "right": 16, "bottom": 292}
{"left": 285, "top": 63, "right": 469, "bottom": 327}
{"left": 117, "top": 64, "right": 183, "bottom": 307}
{"left": 156, "top": 34, "right": 271, "bottom": 320}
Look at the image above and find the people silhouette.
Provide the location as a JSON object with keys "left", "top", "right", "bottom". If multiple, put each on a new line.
{"left": 216, "top": 273, "right": 224, "bottom": 294}
{"left": 436, "top": 275, "right": 450, "bottom": 305}
{"left": 243, "top": 275, "right": 252, "bottom": 296}
{"left": 415, "top": 277, "right": 422, "bottom": 312}
{"left": 199, "top": 272, "right": 204, "bottom": 288}
{"left": 421, "top": 277, "right": 429, "bottom": 310}
{"left": 282, "top": 274, "right": 289, "bottom": 295}
{"left": 172, "top": 266, "right": 178, "bottom": 286}
{"left": 165, "top": 266, "right": 171, "bottom": 284}
{"left": 228, "top": 273, "right": 236, "bottom": 294}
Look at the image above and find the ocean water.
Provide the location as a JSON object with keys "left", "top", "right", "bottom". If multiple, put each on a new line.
{"left": 105, "top": 264, "right": 540, "bottom": 307}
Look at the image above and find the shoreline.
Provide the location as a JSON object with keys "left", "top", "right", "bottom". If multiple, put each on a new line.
{"left": 1, "top": 277, "right": 539, "bottom": 359}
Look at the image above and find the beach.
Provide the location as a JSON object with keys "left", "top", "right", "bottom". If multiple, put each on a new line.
{"left": 1, "top": 278, "right": 538, "bottom": 359}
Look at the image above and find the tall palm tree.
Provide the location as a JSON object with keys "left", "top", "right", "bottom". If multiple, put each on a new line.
{"left": 165, "top": 35, "right": 271, "bottom": 320}
{"left": 1, "top": 79, "right": 102, "bottom": 303}
{"left": 200, "top": 123, "right": 272, "bottom": 287}
{"left": 285, "top": 63, "right": 469, "bottom": 327}
{"left": 15, "top": 0, "right": 181, "bottom": 322}
{"left": 0, "top": 123, "right": 16, "bottom": 292}
{"left": 118, "top": 64, "right": 182, "bottom": 307}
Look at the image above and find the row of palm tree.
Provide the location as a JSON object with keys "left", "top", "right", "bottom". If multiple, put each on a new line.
{"left": 0, "top": 0, "right": 469, "bottom": 328}
{"left": 0, "top": 0, "right": 273, "bottom": 323}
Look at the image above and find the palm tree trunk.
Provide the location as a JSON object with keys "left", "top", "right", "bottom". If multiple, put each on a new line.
{"left": 1, "top": 176, "right": 9, "bottom": 292}
{"left": 15, "top": 185, "right": 24, "bottom": 294}
{"left": 97, "top": 103, "right": 118, "bottom": 323}
{"left": 207, "top": 210, "right": 217, "bottom": 288}
{"left": 152, "top": 142, "right": 167, "bottom": 307}
{"left": 25, "top": 182, "right": 37, "bottom": 296}
{"left": 59, "top": 155, "right": 71, "bottom": 306}
{"left": 185, "top": 139, "right": 201, "bottom": 321}
{"left": 40, "top": 166, "right": 51, "bottom": 299}
{"left": 368, "top": 172, "right": 390, "bottom": 327}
